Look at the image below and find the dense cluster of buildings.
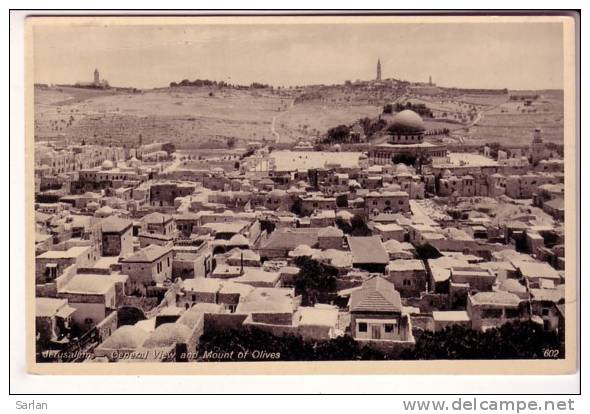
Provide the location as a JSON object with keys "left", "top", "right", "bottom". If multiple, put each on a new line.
{"left": 34, "top": 104, "right": 566, "bottom": 362}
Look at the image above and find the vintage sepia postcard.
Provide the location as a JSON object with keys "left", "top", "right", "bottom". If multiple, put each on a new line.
{"left": 24, "top": 13, "right": 578, "bottom": 375}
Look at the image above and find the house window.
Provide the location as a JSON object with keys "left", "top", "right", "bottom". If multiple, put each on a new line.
{"left": 505, "top": 308, "right": 520, "bottom": 318}
{"left": 403, "top": 279, "right": 412, "bottom": 286}
{"left": 358, "top": 322, "right": 367, "bottom": 332}
{"left": 167, "top": 257, "right": 170, "bottom": 267}
{"left": 481, "top": 308, "right": 503, "bottom": 319}
{"left": 541, "top": 307, "right": 550, "bottom": 317}
{"left": 384, "top": 324, "right": 394, "bottom": 333}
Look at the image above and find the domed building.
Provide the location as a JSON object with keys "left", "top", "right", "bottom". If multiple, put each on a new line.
{"left": 388, "top": 110, "right": 426, "bottom": 142}
{"left": 101, "top": 159, "right": 114, "bottom": 170}
{"left": 368, "top": 109, "right": 447, "bottom": 166}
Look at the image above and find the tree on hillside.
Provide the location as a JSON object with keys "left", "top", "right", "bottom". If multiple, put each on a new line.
{"left": 403, "top": 321, "right": 563, "bottom": 360}
{"left": 336, "top": 194, "right": 348, "bottom": 208}
{"left": 416, "top": 153, "right": 432, "bottom": 174}
{"left": 415, "top": 243, "right": 442, "bottom": 260}
{"left": 195, "top": 321, "right": 562, "bottom": 362}
{"left": 350, "top": 214, "right": 372, "bottom": 237}
{"left": 325, "top": 125, "right": 350, "bottom": 144}
{"left": 226, "top": 137, "right": 237, "bottom": 149}
{"left": 290, "top": 197, "right": 303, "bottom": 216}
{"left": 393, "top": 153, "right": 417, "bottom": 166}
{"left": 359, "top": 117, "right": 387, "bottom": 139}
{"left": 259, "top": 219, "right": 276, "bottom": 235}
{"left": 335, "top": 217, "right": 352, "bottom": 234}
{"left": 196, "top": 327, "right": 390, "bottom": 361}
{"left": 292, "top": 256, "right": 338, "bottom": 306}
{"left": 487, "top": 142, "right": 511, "bottom": 159}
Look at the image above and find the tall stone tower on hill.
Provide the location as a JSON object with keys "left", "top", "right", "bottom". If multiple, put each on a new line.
{"left": 376, "top": 58, "right": 382, "bottom": 81}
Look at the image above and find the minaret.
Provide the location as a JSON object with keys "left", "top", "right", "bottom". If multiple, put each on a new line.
{"left": 429, "top": 75, "right": 432, "bottom": 86}
{"left": 376, "top": 58, "right": 382, "bottom": 82}
{"left": 94, "top": 68, "right": 100, "bottom": 85}
{"left": 531, "top": 127, "right": 545, "bottom": 164}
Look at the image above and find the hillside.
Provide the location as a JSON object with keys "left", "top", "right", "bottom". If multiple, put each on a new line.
{"left": 33, "top": 85, "right": 384, "bottom": 148}
{"left": 34, "top": 85, "right": 564, "bottom": 149}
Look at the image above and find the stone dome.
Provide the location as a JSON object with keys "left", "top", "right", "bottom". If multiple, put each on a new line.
{"left": 99, "top": 325, "right": 148, "bottom": 350}
{"left": 228, "top": 234, "right": 249, "bottom": 246}
{"left": 143, "top": 323, "right": 191, "bottom": 348}
{"left": 389, "top": 110, "right": 425, "bottom": 133}
{"left": 396, "top": 163, "right": 410, "bottom": 173}
{"left": 95, "top": 205, "right": 114, "bottom": 218}
{"left": 318, "top": 226, "right": 344, "bottom": 238}
{"left": 385, "top": 183, "right": 402, "bottom": 192}
{"left": 128, "top": 157, "right": 141, "bottom": 167}
{"left": 289, "top": 244, "right": 315, "bottom": 258}
{"left": 500, "top": 278, "right": 527, "bottom": 294}
{"left": 101, "top": 159, "right": 114, "bottom": 170}
{"left": 268, "top": 189, "right": 287, "bottom": 198}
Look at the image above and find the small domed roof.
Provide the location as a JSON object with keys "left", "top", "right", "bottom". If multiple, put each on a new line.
{"left": 318, "top": 226, "right": 344, "bottom": 237}
{"left": 500, "top": 278, "right": 527, "bottom": 293}
{"left": 99, "top": 325, "right": 148, "bottom": 350}
{"left": 128, "top": 156, "right": 141, "bottom": 167}
{"left": 229, "top": 249, "right": 260, "bottom": 262}
{"left": 442, "top": 169, "right": 452, "bottom": 178}
{"left": 101, "top": 159, "right": 114, "bottom": 170}
{"left": 228, "top": 234, "right": 249, "bottom": 246}
{"left": 389, "top": 110, "right": 425, "bottom": 133}
{"left": 385, "top": 183, "right": 402, "bottom": 192}
{"left": 143, "top": 323, "right": 191, "bottom": 348}
{"left": 396, "top": 163, "right": 410, "bottom": 173}
{"left": 268, "top": 189, "right": 287, "bottom": 198}
{"left": 289, "top": 244, "right": 315, "bottom": 257}
{"left": 383, "top": 239, "right": 404, "bottom": 252}
{"left": 95, "top": 205, "right": 114, "bottom": 217}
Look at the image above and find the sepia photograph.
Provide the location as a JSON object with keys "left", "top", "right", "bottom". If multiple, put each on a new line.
{"left": 23, "top": 13, "right": 578, "bottom": 376}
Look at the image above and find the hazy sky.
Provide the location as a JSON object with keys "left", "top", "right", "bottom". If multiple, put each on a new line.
{"left": 33, "top": 21, "right": 564, "bottom": 90}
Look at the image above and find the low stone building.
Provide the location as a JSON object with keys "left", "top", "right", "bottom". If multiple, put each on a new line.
{"left": 466, "top": 291, "right": 524, "bottom": 331}
{"left": 387, "top": 259, "right": 427, "bottom": 298}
